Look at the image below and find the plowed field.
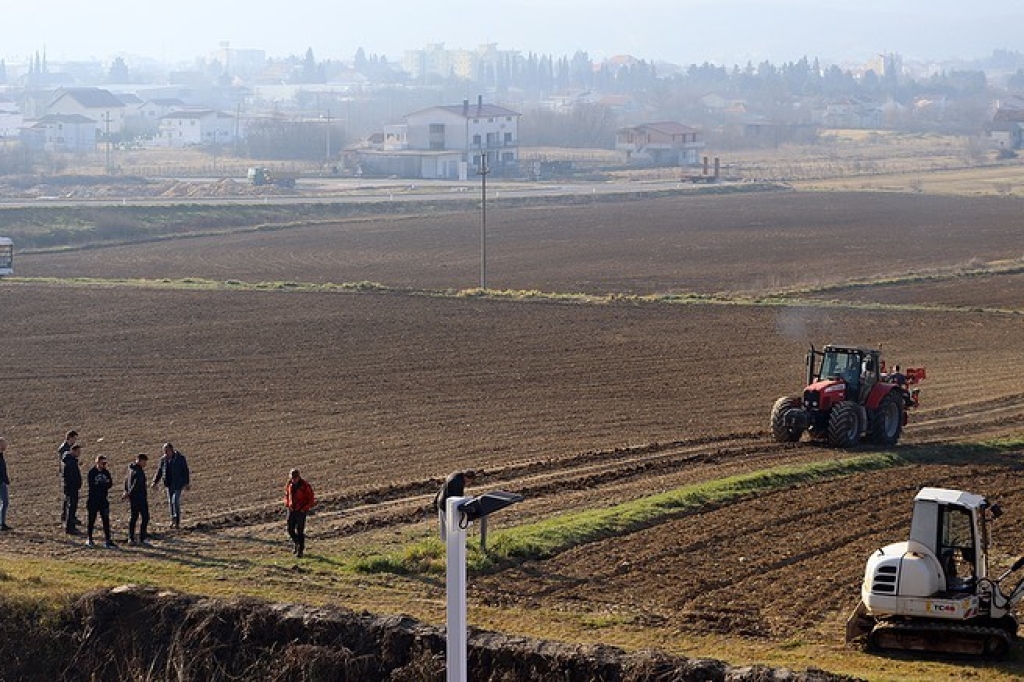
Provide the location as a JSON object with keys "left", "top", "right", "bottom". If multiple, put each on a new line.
{"left": 3, "top": 189, "right": 1024, "bottom": 679}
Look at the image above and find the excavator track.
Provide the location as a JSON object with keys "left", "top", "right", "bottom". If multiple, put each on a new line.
{"left": 869, "top": 620, "right": 1013, "bottom": 657}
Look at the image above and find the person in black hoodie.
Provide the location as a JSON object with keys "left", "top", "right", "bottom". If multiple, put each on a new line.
{"left": 86, "top": 455, "right": 116, "bottom": 548}
{"left": 0, "top": 437, "right": 10, "bottom": 531}
{"left": 122, "top": 453, "right": 150, "bottom": 546}
{"left": 62, "top": 443, "right": 84, "bottom": 535}
{"left": 433, "top": 470, "right": 477, "bottom": 540}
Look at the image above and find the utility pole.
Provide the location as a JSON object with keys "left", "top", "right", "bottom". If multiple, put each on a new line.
{"left": 325, "top": 108, "right": 332, "bottom": 163}
{"left": 104, "top": 112, "right": 112, "bottom": 174}
{"left": 478, "top": 150, "right": 489, "bottom": 290}
{"left": 234, "top": 102, "right": 241, "bottom": 156}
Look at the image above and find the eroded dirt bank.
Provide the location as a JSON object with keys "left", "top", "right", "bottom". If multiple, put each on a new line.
{"left": 1, "top": 586, "right": 860, "bottom": 681}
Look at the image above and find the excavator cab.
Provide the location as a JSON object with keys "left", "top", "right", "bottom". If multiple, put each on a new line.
{"left": 938, "top": 503, "right": 978, "bottom": 592}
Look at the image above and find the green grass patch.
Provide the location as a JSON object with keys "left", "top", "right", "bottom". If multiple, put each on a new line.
{"left": 484, "top": 453, "right": 903, "bottom": 565}
{"left": 351, "top": 439, "right": 1024, "bottom": 577}
{"left": 354, "top": 452, "right": 905, "bottom": 576}
{"left": 13, "top": 273, "right": 1021, "bottom": 316}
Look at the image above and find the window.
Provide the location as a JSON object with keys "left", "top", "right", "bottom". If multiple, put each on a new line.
{"left": 939, "top": 505, "right": 977, "bottom": 587}
{"left": 504, "top": 132, "right": 512, "bottom": 144}
{"left": 472, "top": 134, "right": 481, "bottom": 146}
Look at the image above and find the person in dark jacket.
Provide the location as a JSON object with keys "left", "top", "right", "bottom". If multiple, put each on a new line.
{"left": 151, "top": 442, "right": 190, "bottom": 529}
{"left": 58, "top": 430, "right": 78, "bottom": 467}
{"left": 0, "top": 437, "right": 10, "bottom": 531}
{"left": 434, "top": 470, "right": 476, "bottom": 540}
{"left": 62, "top": 443, "right": 84, "bottom": 535}
{"left": 86, "top": 455, "right": 116, "bottom": 548}
{"left": 284, "top": 468, "right": 315, "bottom": 558}
{"left": 58, "top": 430, "right": 78, "bottom": 522}
{"left": 122, "top": 453, "right": 150, "bottom": 546}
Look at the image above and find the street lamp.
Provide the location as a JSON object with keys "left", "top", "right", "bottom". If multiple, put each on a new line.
{"left": 445, "top": 490, "right": 523, "bottom": 682}
{"left": 478, "top": 150, "right": 489, "bottom": 290}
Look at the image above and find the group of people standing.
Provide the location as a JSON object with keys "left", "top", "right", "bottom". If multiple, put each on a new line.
{"left": 2, "top": 430, "right": 319, "bottom": 558}
{"left": 58, "top": 431, "right": 190, "bottom": 548}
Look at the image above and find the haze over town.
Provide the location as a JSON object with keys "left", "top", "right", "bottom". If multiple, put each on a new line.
{"left": 1, "top": 0, "right": 1020, "bottom": 67}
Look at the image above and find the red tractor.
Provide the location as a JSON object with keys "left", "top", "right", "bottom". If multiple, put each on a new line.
{"left": 770, "top": 344, "right": 925, "bottom": 448}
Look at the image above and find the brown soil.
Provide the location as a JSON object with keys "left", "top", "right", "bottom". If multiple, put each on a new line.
{"left": 16, "top": 192, "right": 1024, "bottom": 297}
{"left": 2, "top": 190, "right": 1024, "bottom": 667}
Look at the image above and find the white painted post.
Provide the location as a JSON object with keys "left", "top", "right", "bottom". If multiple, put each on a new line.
{"left": 445, "top": 495, "right": 469, "bottom": 682}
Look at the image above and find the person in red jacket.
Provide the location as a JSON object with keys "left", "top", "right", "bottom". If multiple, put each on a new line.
{"left": 284, "top": 468, "right": 315, "bottom": 558}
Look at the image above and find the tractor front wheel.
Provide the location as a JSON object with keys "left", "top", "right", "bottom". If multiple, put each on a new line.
{"left": 770, "top": 396, "right": 803, "bottom": 442}
{"left": 828, "top": 400, "right": 862, "bottom": 448}
{"left": 870, "top": 390, "right": 904, "bottom": 446}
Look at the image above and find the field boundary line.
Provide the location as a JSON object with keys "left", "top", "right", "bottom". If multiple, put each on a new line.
{"left": 7, "top": 276, "right": 1022, "bottom": 316}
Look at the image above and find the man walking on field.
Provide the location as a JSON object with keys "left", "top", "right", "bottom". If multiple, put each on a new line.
{"left": 0, "top": 437, "right": 11, "bottom": 531}
{"left": 123, "top": 453, "right": 151, "bottom": 546}
{"left": 62, "top": 443, "right": 84, "bottom": 535}
{"left": 284, "top": 468, "right": 315, "bottom": 558}
{"left": 86, "top": 455, "right": 116, "bottom": 548}
{"left": 152, "top": 442, "right": 190, "bottom": 529}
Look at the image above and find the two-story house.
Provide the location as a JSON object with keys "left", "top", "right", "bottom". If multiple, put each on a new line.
{"left": 360, "top": 96, "right": 520, "bottom": 179}
{"left": 616, "top": 122, "right": 704, "bottom": 165}
{"left": 158, "top": 109, "right": 237, "bottom": 148}
{"left": 45, "top": 87, "right": 125, "bottom": 136}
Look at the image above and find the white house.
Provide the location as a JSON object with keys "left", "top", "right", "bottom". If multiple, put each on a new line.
{"left": 0, "top": 99, "right": 24, "bottom": 137}
{"left": 45, "top": 87, "right": 125, "bottom": 135}
{"left": 158, "top": 109, "right": 237, "bottom": 148}
{"left": 136, "top": 98, "right": 188, "bottom": 124}
{"left": 21, "top": 114, "right": 98, "bottom": 153}
{"left": 360, "top": 97, "right": 519, "bottom": 179}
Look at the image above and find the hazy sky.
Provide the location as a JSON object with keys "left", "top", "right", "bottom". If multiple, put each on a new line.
{"left": 1, "top": 0, "right": 1020, "bottom": 67}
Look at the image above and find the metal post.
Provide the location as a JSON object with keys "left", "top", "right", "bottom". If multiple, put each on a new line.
{"left": 325, "top": 108, "right": 332, "bottom": 163}
{"left": 478, "top": 151, "right": 489, "bottom": 290}
{"left": 445, "top": 496, "right": 469, "bottom": 682}
{"left": 104, "top": 113, "right": 112, "bottom": 175}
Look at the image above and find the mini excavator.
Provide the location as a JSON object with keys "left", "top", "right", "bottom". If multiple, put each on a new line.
{"left": 847, "top": 487, "right": 1024, "bottom": 656}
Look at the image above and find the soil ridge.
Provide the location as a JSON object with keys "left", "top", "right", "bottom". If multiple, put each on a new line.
{"left": 2, "top": 585, "right": 863, "bottom": 681}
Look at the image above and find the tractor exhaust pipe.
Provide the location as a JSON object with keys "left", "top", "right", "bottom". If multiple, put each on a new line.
{"left": 806, "top": 344, "right": 817, "bottom": 387}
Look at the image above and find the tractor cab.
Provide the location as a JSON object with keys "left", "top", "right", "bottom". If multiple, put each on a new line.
{"left": 810, "top": 345, "right": 881, "bottom": 402}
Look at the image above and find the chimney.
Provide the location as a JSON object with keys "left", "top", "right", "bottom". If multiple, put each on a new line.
{"left": 477, "top": 94, "right": 483, "bottom": 114}
{"left": 463, "top": 99, "right": 468, "bottom": 117}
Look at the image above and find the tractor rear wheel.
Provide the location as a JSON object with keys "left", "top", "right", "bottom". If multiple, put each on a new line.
{"left": 770, "top": 396, "right": 803, "bottom": 442}
{"left": 828, "top": 400, "right": 862, "bottom": 448}
{"left": 870, "top": 390, "right": 904, "bottom": 446}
